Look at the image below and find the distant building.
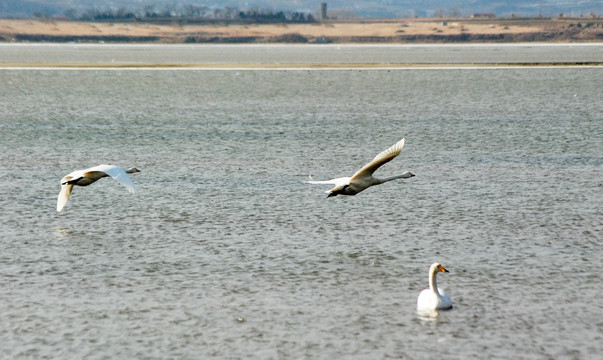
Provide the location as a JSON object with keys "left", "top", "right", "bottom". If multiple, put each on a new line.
{"left": 321, "top": 3, "right": 328, "bottom": 20}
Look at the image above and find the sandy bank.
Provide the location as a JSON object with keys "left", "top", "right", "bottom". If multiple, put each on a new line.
{"left": 1, "top": 18, "right": 601, "bottom": 43}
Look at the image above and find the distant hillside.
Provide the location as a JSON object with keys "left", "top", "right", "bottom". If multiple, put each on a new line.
{"left": 0, "top": 0, "right": 601, "bottom": 19}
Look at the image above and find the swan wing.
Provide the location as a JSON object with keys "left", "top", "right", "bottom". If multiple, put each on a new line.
{"left": 305, "top": 175, "right": 350, "bottom": 186}
{"left": 306, "top": 176, "right": 351, "bottom": 195}
{"left": 91, "top": 164, "right": 138, "bottom": 193}
{"left": 350, "top": 138, "right": 405, "bottom": 181}
{"left": 438, "top": 288, "right": 453, "bottom": 309}
{"left": 60, "top": 169, "right": 85, "bottom": 185}
{"left": 416, "top": 288, "right": 434, "bottom": 310}
{"left": 57, "top": 182, "right": 74, "bottom": 212}
{"left": 417, "top": 288, "right": 452, "bottom": 310}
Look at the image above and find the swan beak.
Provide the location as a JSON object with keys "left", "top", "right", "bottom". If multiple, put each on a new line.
{"left": 135, "top": 168, "right": 141, "bottom": 172}
{"left": 437, "top": 265, "right": 449, "bottom": 273}
{"left": 409, "top": 172, "right": 415, "bottom": 177}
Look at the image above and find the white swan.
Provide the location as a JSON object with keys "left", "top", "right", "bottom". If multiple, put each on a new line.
{"left": 57, "top": 164, "right": 140, "bottom": 212}
{"left": 306, "top": 138, "right": 414, "bottom": 197}
{"left": 417, "top": 263, "right": 453, "bottom": 311}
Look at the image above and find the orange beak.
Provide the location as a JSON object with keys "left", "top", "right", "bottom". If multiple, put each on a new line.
{"left": 438, "top": 265, "right": 449, "bottom": 273}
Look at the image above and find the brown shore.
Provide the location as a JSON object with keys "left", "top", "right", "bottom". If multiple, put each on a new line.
{"left": 1, "top": 17, "right": 602, "bottom": 43}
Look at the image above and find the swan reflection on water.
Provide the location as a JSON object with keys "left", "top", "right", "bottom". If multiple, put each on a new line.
{"left": 416, "top": 308, "right": 449, "bottom": 322}
{"left": 53, "top": 225, "right": 73, "bottom": 238}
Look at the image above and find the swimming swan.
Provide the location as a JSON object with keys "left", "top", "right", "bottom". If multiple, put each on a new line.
{"left": 57, "top": 164, "right": 140, "bottom": 212}
{"left": 306, "top": 138, "right": 414, "bottom": 197}
{"left": 417, "top": 263, "right": 453, "bottom": 311}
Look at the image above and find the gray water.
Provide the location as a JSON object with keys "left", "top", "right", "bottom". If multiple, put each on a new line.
{"left": 0, "top": 45, "right": 602, "bottom": 359}
{"left": 1, "top": 43, "right": 602, "bottom": 65}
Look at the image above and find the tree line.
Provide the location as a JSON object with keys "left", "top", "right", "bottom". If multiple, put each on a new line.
{"left": 64, "top": 5, "right": 316, "bottom": 24}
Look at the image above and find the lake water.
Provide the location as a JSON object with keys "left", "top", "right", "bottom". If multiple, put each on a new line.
{"left": 0, "top": 44, "right": 602, "bottom": 359}
{"left": 1, "top": 43, "right": 602, "bottom": 66}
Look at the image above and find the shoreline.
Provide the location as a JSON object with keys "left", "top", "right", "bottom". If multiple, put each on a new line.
{"left": 1, "top": 62, "right": 601, "bottom": 70}
{"left": 1, "top": 18, "right": 602, "bottom": 44}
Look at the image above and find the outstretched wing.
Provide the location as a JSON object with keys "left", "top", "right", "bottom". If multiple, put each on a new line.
{"left": 306, "top": 176, "right": 351, "bottom": 195}
{"left": 93, "top": 164, "right": 138, "bottom": 193}
{"left": 350, "top": 138, "right": 405, "bottom": 181}
{"left": 57, "top": 179, "right": 74, "bottom": 212}
{"left": 305, "top": 175, "right": 350, "bottom": 186}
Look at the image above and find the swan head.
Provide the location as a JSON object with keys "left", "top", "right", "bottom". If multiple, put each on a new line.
{"left": 126, "top": 167, "right": 141, "bottom": 173}
{"left": 405, "top": 171, "right": 415, "bottom": 178}
{"left": 431, "top": 263, "right": 448, "bottom": 274}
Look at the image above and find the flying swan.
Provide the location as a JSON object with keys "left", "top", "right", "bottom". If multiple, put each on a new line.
{"left": 306, "top": 138, "right": 414, "bottom": 197}
{"left": 417, "top": 263, "right": 453, "bottom": 311}
{"left": 57, "top": 164, "right": 140, "bottom": 212}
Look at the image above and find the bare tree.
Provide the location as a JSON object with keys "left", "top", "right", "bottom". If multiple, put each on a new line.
{"left": 449, "top": 8, "right": 462, "bottom": 17}
{"left": 64, "top": 8, "right": 78, "bottom": 19}
{"left": 143, "top": 4, "right": 156, "bottom": 18}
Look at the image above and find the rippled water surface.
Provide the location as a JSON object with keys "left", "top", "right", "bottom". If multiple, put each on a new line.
{"left": 1, "top": 43, "right": 602, "bottom": 65}
{"left": 0, "top": 45, "right": 602, "bottom": 359}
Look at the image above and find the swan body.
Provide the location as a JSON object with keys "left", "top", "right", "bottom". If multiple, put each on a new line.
{"left": 57, "top": 164, "right": 140, "bottom": 212}
{"left": 417, "top": 263, "right": 452, "bottom": 311}
{"left": 306, "top": 138, "right": 414, "bottom": 197}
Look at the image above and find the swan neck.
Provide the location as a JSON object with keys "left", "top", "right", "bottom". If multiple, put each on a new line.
{"left": 380, "top": 173, "right": 411, "bottom": 183}
{"left": 429, "top": 268, "right": 440, "bottom": 296}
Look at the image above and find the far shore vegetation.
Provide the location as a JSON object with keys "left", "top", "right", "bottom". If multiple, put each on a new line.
{"left": 1, "top": 3, "right": 601, "bottom": 44}
{"left": 62, "top": 5, "right": 317, "bottom": 24}
{"left": 28, "top": 3, "right": 603, "bottom": 26}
